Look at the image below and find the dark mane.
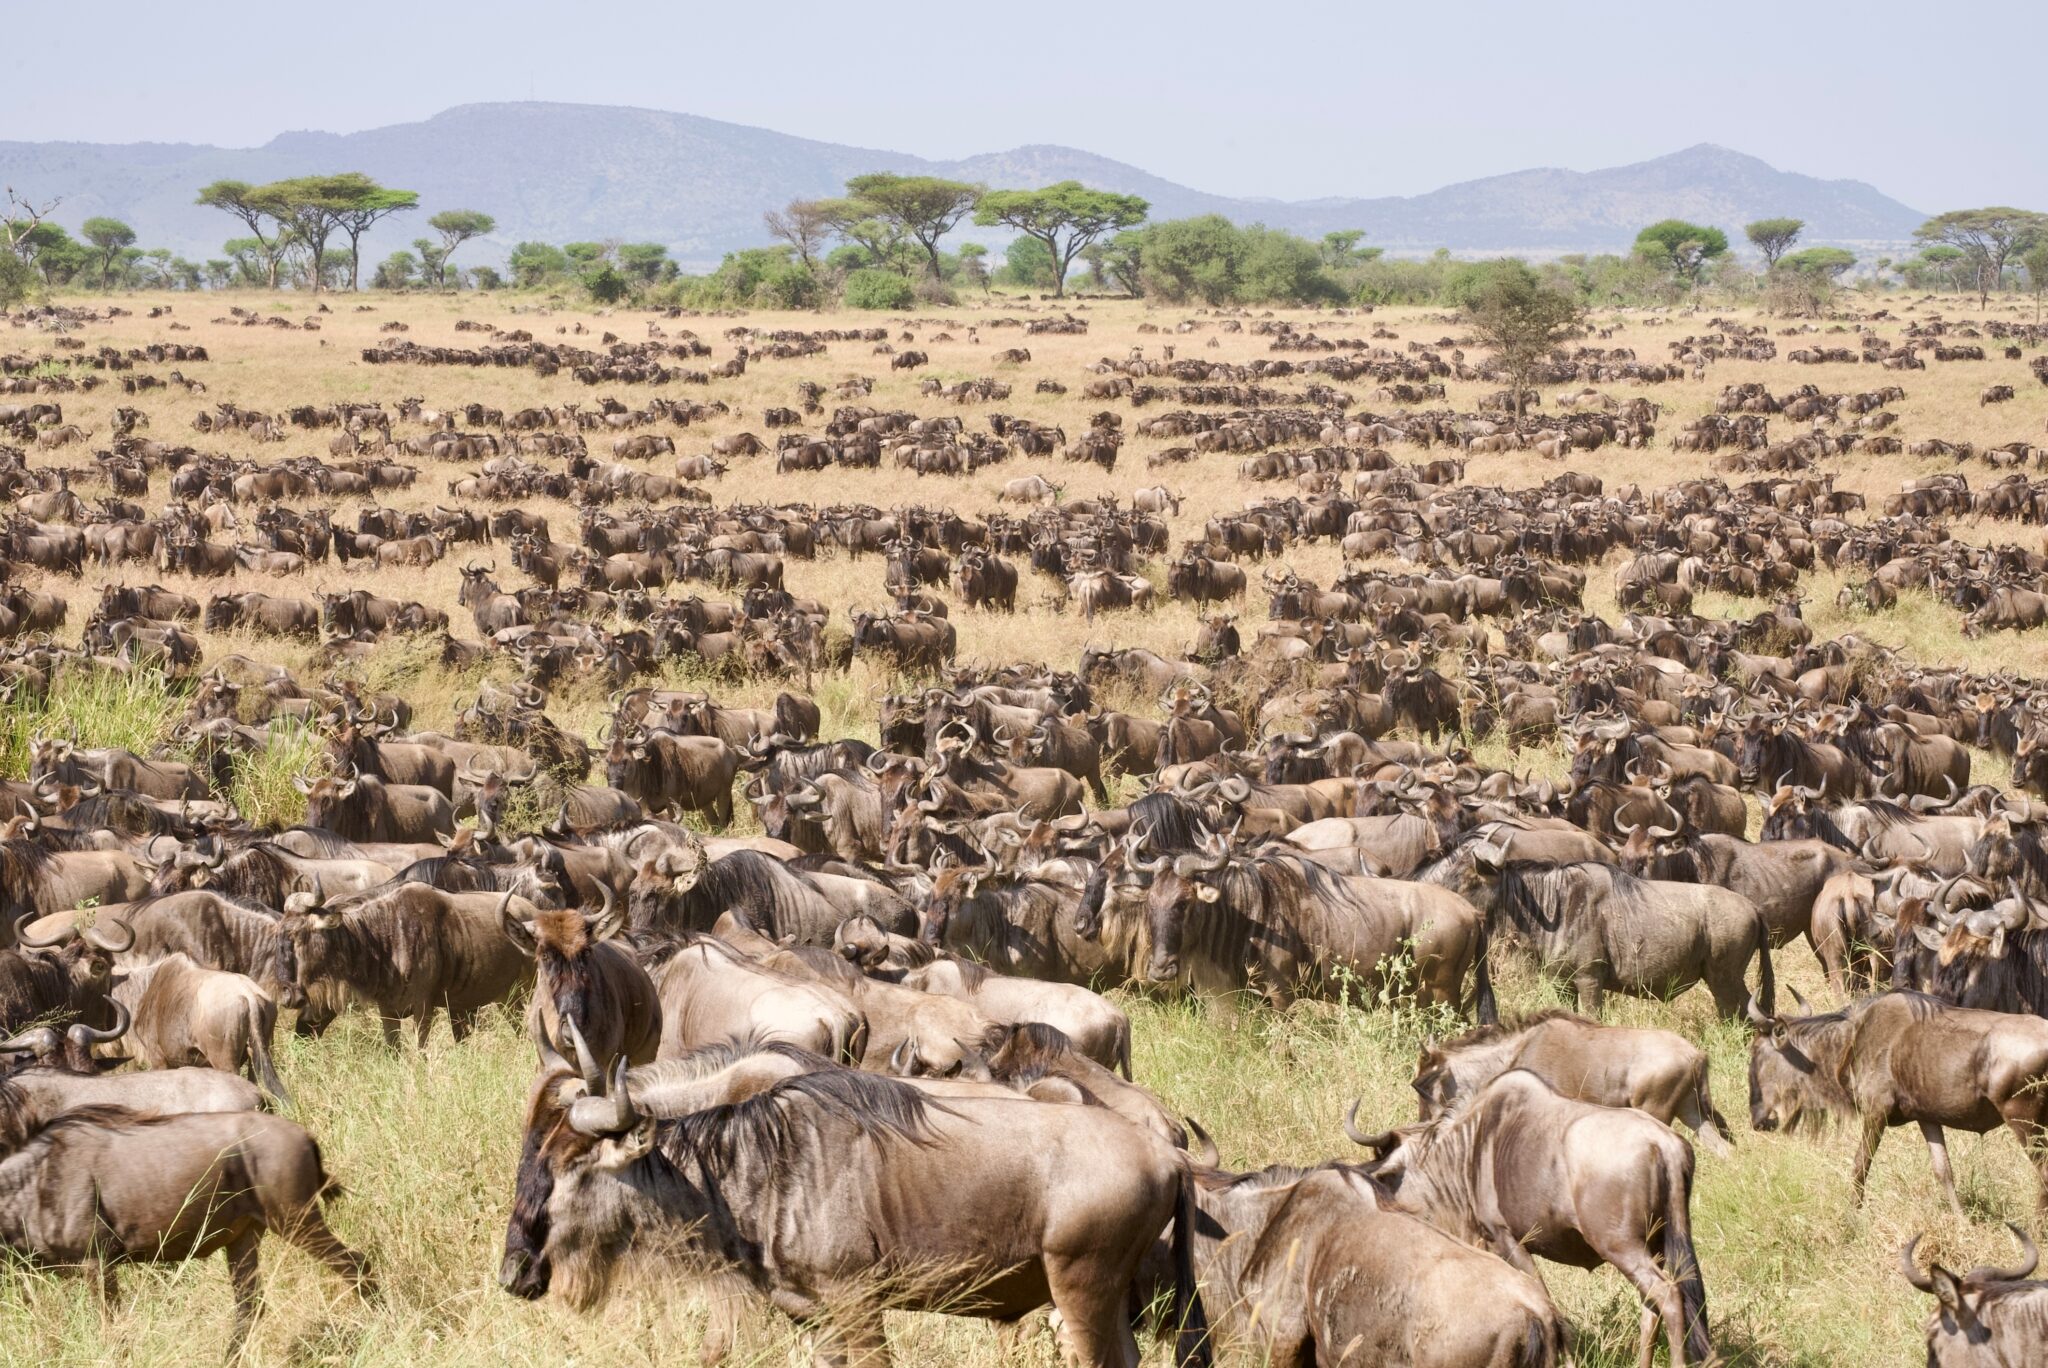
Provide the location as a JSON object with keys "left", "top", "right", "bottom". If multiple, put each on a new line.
{"left": 1437, "top": 1006, "right": 1586, "bottom": 1052}
{"left": 665, "top": 1068, "right": 944, "bottom": 1179}
{"left": 1129, "top": 791, "right": 1211, "bottom": 854}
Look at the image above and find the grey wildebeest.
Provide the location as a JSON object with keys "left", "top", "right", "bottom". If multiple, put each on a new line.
{"left": 1122, "top": 834, "right": 1494, "bottom": 1017}
{"left": 276, "top": 886, "right": 536, "bottom": 1047}
{"left": 109, "top": 954, "right": 290, "bottom": 1101}
{"left": 1747, "top": 990, "right": 2048, "bottom": 1218}
{"left": 499, "top": 1062, "right": 1212, "bottom": 1368}
{"left": 0, "top": 1078, "right": 373, "bottom": 1358}
{"left": 1347, "top": 1069, "right": 1713, "bottom": 1366}
{"left": 1475, "top": 849, "right": 1773, "bottom": 1020}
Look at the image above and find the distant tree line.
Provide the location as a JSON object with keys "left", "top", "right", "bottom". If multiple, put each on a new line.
{"left": 3, "top": 169, "right": 2045, "bottom": 316}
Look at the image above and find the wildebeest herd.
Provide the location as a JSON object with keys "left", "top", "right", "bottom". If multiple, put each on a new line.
{"left": 2, "top": 293, "right": 2048, "bottom": 1365}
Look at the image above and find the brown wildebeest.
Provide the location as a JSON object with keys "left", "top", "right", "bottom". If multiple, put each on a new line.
{"left": 1163, "top": 1159, "right": 1563, "bottom": 1366}
{"left": 0, "top": 1080, "right": 373, "bottom": 1358}
{"left": 894, "top": 957, "right": 1131, "bottom": 1078}
{"left": 1413, "top": 1009, "right": 1733, "bottom": 1154}
{"left": 499, "top": 1061, "right": 1211, "bottom": 1368}
{"left": 1747, "top": 990, "right": 2048, "bottom": 1219}
{"left": 275, "top": 886, "right": 536, "bottom": 1048}
{"left": 1900, "top": 1223, "right": 2048, "bottom": 1366}
{"left": 1347, "top": 1069, "right": 1713, "bottom": 1366}
{"left": 110, "top": 953, "right": 289, "bottom": 1101}
{"left": 501, "top": 888, "right": 661, "bottom": 1069}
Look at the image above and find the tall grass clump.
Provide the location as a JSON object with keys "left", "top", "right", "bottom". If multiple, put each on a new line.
{"left": 0, "top": 668, "right": 184, "bottom": 777}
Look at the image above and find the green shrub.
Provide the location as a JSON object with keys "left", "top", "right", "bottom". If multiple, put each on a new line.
{"left": 842, "top": 268, "right": 914, "bottom": 310}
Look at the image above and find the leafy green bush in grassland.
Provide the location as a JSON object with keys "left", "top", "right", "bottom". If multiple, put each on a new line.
{"left": 842, "top": 268, "right": 916, "bottom": 311}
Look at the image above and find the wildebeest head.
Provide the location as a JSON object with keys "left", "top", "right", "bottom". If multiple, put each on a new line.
{"left": 1899, "top": 1224, "right": 2042, "bottom": 1365}
{"left": 1744, "top": 993, "right": 1848, "bottom": 1134}
{"left": 1134, "top": 831, "right": 1230, "bottom": 982}
{"left": 12, "top": 911, "right": 135, "bottom": 1004}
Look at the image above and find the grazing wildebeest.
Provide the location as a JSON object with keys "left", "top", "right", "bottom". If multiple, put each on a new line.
{"left": 1413, "top": 1009, "right": 1733, "bottom": 1154}
{"left": 500, "top": 1062, "right": 1212, "bottom": 1368}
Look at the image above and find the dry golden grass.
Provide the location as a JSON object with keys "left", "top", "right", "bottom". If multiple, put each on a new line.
{"left": 1, "top": 283, "right": 2046, "bottom": 1365}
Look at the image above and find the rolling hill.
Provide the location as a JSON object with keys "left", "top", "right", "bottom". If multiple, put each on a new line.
{"left": 0, "top": 102, "right": 1928, "bottom": 270}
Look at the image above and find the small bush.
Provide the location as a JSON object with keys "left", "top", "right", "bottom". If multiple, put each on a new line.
{"left": 842, "top": 268, "right": 914, "bottom": 311}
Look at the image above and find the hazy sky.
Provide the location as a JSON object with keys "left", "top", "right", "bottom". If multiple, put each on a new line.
{"left": 4, "top": 2, "right": 2042, "bottom": 212}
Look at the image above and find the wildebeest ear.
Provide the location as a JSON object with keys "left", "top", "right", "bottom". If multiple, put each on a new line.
{"left": 1929, "top": 1264, "right": 1966, "bottom": 1314}
{"left": 1913, "top": 925, "right": 1945, "bottom": 952}
{"left": 596, "top": 1120, "right": 656, "bottom": 1171}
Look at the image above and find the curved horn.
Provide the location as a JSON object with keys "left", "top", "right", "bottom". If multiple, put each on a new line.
{"left": 564, "top": 1015, "right": 604, "bottom": 1093}
{"left": 1184, "top": 1115, "right": 1220, "bottom": 1168}
{"left": 1341, "top": 1098, "right": 1397, "bottom": 1152}
{"left": 1969, "top": 1222, "right": 2041, "bottom": 1285}
{"left": 69, "top": 996, "right": 130, "bottom": 1046}
{"left": 12, "top": 911, "right": 71, "bottom": 949}
{"left": 83, "top": 917, "right": 134, "bottom": 954}
{"left": 1898, "top": 1236, "right": 1937, "bottom": 1294}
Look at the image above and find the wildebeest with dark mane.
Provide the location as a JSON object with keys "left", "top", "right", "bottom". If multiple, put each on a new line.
{"left": 501, "top": 1059, "right": 1212, "bottom": 1367}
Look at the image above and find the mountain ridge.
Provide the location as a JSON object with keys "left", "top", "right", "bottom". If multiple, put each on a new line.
{"left": 0, "top": 102, "right": 1929, "bottom": 270}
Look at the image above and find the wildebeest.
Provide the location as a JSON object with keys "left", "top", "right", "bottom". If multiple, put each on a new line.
{"left": 1413, "top": 1009, "right": 1733, "bottom": 1153}
{"left": 276, "top": 886, "right": 536, "bottom": 1047}
{"left": 1900, "top": 1223, "right": 2048, "bottom": 1367}
{"left": 501, "top": 892, "right": 661, "bottom": 1070}
{"left": 1170, "top": 1159, "right": 1564, "bottom": 1367}
{"left": 1747, "top": 991, "right": 2048, "bottom": 1218}
{"left": 1120, "top": 835, "right": 1494, "bottom": 1017}
{"left": 500, "top": 1058, "right": 1211, "bottom": 1367}
{"left": 1474, "top": 849, "right": 1773, "bottom": 1019}
{"left": 110, "top": 953, "right": 290, "bottom": 1101}
{"left": 1347, "top": 1069, "right": 1712, "bottom": 1366}
{"left": 0, "top": 1080, "right": 374, "bottom": 1357}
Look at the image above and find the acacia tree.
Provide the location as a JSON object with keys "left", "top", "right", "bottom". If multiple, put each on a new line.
{"left": 1745, "top": 217, "right": 1805, "bottom": 269}
{"left": 81, "top": 217, "right": 137, "bottom": 290}
{"left": 972, "top": 182, "right": 1149, "bottom": 297}
{"left": 1458, "top": 259, "right": 1585, "bottom": 417}
{"left": 323, "top": 174, "right": 418, "bottom": 290}
{"left": 843, "top": 174, "right": 982, "bottom": 279}
{"left": 195, "top": 180, "right": 293, "bottom": 289}
{"left": 818, "top": 197, "right": 909, "bottom": 274}
{"left": 763, "top": 198, "right": 833, "bottom": 269}
{"left": 1914, "top": 207, "right": 2048, "bottom": 306}
{"left": 428, "top": 209, "right": 495, "bottom": 286}
{"left": 1635, "top": 219, "right": 1730, "bottom": 289}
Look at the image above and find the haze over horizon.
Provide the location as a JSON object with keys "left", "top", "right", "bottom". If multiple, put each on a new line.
{"left": 4, "top": 0, "right": 2043, "bottom": 213}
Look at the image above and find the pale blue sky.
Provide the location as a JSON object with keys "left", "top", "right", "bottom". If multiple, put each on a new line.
{"left": 3, "top": 1, "right": 2041, "bottom": 212}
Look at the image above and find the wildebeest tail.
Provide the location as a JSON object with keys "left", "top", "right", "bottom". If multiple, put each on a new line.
{"left": 1172, "top": 1165, "right": 1213, "bottom": 1368}
{"left": 1753, "top": 911, "right": 1776, "bottom": 1017}
{"left": 1471, "top": 908, "right": 1498, "bottom": 1025}
{"left": 1116, "top": 1018, "right": 1133, "bottom": 1080}
{"left": 248, "top": 1000, "right": 291, "bottom": 1104}
{"left": 1516, "top": 1307, "right": 1563, "bottom": 1368}
{"left": 1664, "top": 1150, "right": 1712, "bottom": 1364}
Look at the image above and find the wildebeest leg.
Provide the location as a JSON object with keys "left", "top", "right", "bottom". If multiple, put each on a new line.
{"left": 806, "top": 1311, "right": 890, "bottom": 1367}
{"left": 1046, "top": 1254, "right": 1141, "bottom": 1367}
{"left": 2002, "top": 1109, "right": 2048, "bottom": 1219}
{"left": 1605, "top": 1243, "right": 1687, "bottom": 1368}
{"left": 1850, "top": 1110, "right": 1886, "bottom": 1206}
{"left": 1677, "top": 1088, "right": 1734, "bottom": 1158}
{"left": 448, "top": 1007, "right": 479, "bottom": 1043}
{"left": 224, "top": 1231, "right": 262, "bottom": 1361}
{"left": 377, "top": 1010, "right": 403, "bottom": 1048}
{"left": 1636, "top": 1305, "right": 1659, "bottom": 1368}
{"left": 1572, "top": 973, "right": 1604, "bottom": 1017}
{"left": 281, "top": 1203, "right": 375, "bottom": 1296}
{"left": 1919, "top": 1122, "right": 1968, "bottom": 1218}
{"left": 697, "top": 1288, "right": 738, "bottom": 1366}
